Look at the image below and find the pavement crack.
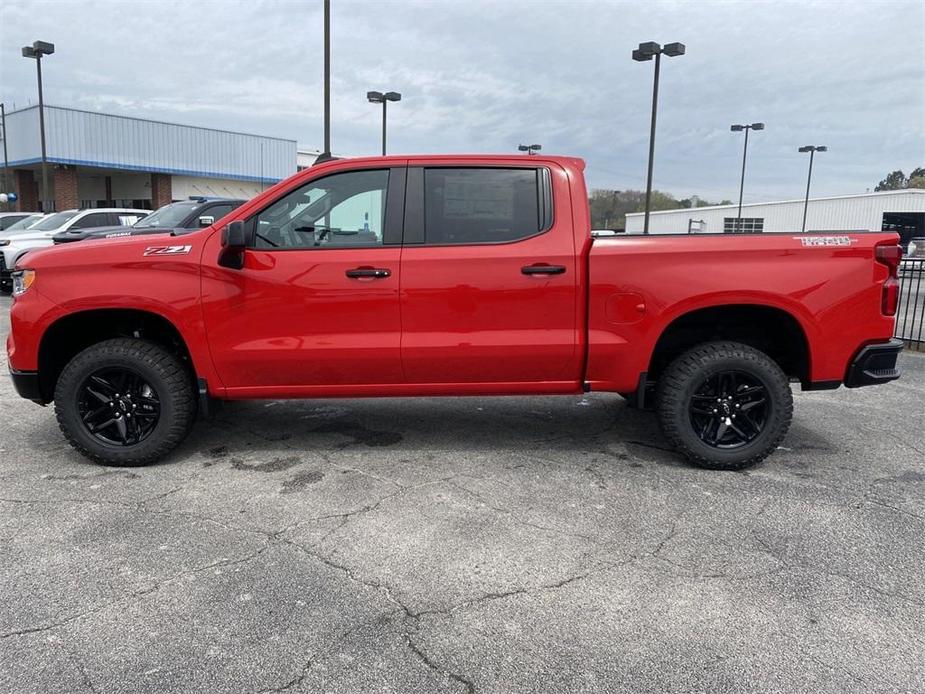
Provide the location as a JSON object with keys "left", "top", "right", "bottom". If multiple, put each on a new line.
{"left": 650, "top": 523, "right": 678, "bottom": 557}
{"left": 1, "top": 544, "right": 270, "bottom": 640}
{"left": 404, "top": 633, "right": 476, "bottom": 693}
{"left": 862, "top": 494, "right": 925, "bottom": 522}
{"left": 281, "top": 538, "right": 414, "bottom": 618}
{"left": 58, "top": 640, "right": 100, "bottom": 694}
{"left": 752, "top": 531, "right": 925, "bottom": 608}
{"left": 256, "top": 611, "right": 401, "bottom": 694}
{"left": 446, "top": 479, "right": 609, "bottom": 549}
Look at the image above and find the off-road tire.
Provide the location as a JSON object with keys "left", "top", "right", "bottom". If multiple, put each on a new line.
{"left": 656, "top": 341, "right": 793, "bottom": 470}
{"left": 55, "top": 338, "right": 196, "bottom": 466}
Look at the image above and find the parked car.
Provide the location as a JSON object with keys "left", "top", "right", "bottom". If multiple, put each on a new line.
{"left": 2, "top": 213, "right": 47, "bottom": 232}
{"left": 7, "top": 155, "right": 904, "bottom": 470}
{"left": 0, "top": 208, "right": 148, "bottom": 291}
{"left": 0, "top": 212, "right": 38, "bottom": 230}
{"left": 52, "top": 197, "right": 245, "bottom": 245}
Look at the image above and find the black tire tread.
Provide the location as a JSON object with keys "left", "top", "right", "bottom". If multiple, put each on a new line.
{"left": 54, "top": 338, "right": 196, "bottom": 466}
{"left": 656, "top": 341, "right": 793, "bottom": 470}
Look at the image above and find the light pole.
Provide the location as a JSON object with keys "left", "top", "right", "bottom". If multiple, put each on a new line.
{"left": 322, "top": 0, "right": 331, "bottom": 160}
{"left": 367, "top": 91, "right": 401, "bottom": 155}
{"left": 22, "top": 40, "right": 55, "bottom": 212}
{"left": 730, "top": 122, "right": 764, "bottom": 233}
{"left": 632, "top": 40, "right": 685, "bottom": 235}
{"left": 798, "top": 145, "right": 827, "bottom": 233}
{"left": 0, "top": 103, "right": 9, "bottom": 210}
{"left": 518, "top": 144, "right": 542, "bottom": 155}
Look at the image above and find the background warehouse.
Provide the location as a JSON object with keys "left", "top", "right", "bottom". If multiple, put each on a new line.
{"left": 0, "top": 104, "right": 321, "bottom": 212}
{"left": 624, "top": 190, "right": 925, "bottom": 247}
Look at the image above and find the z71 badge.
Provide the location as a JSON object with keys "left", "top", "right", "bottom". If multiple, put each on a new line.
{"left": 793, "top": 235, "right": 859, "bottom": 247}
{"left": 143, "top": 245, "right": 193, "bottom": 256}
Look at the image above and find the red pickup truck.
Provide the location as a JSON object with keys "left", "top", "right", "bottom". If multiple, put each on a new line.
{"left": 6, "top": 155, "right": 904, "bottom": 470}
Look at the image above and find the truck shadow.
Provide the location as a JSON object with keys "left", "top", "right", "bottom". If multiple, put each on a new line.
{"left": 188, "top": 394, "right": 684, "bottom": 469}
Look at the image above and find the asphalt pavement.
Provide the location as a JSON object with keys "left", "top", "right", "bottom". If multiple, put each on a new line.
{"left": 1, "top": 293, "right": 923, "bottom": 693}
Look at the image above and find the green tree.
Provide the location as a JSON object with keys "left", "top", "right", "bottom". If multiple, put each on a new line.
{"left": 589, "top": 189, "right": 647, "bottom": 229}
{"left": 875, "top": 170, "right": 907, "bottom": 191}
{"left": 642, "top": 190, "right": 682, "bottom": 212}
{"left": 588, "top": 190, "right": 735, "bottom": 229}
{"left": 908, "top": 167, "right": 925, "bottom": 189}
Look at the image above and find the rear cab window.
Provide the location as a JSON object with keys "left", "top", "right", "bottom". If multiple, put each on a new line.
{"left": 406, "top": 166, "right": 553, "bottom": 245}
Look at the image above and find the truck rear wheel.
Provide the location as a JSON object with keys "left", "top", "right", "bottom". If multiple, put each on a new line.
{"left": 54, "top": 338, "right": 196, "bottom": 466}
{"left": 656, "top": 341, "right": 793, "bottom": 470}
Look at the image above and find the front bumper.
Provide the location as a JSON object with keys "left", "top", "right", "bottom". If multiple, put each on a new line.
{"left": 9, "top": 367, "right": 44, "bottom": 404}
{"left": 845, "top": 338, "right": 903, "bottom": 388}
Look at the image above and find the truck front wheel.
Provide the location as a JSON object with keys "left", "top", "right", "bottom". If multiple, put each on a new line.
{"left": 54, "top": 338, "right": 196, "bottom": 466}
{"left": 656, "top": 341, "right": 793, "bottom": 470}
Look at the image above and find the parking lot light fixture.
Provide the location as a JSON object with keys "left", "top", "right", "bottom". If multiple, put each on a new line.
{"left": 518, "top": 144, "right": 542, "bottom": 155}
{"left": 633, "top": 40, "right": 685, "bottom": 234}
{"left": 367, "top": 90, "right": 401, "bottom": 156}
{"left": 21, "top": 40, "right": 54, "bottom": 212}
{"left": 1, "top": 102, "right": 9, "bottom": 210}
{"left": 798, "top": 145, "right": 827, "bottom": 232}
{"left": 730, "top": 122, "right": 765, "bottom": 233}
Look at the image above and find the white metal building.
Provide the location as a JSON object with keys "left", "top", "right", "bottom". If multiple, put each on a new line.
{"left": 625, "top": 190, "right": 925, "bottom": 247}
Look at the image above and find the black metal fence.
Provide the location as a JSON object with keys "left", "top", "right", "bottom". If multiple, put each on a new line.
{"left": 896, "top": 259, "right": 925, "bottom": 351}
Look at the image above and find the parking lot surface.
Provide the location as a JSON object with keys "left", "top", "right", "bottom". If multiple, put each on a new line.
{"left": 1, "top": 293, "right": 923, "bottom": 694}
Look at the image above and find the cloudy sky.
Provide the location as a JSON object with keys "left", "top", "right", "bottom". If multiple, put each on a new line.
{"left": 1, "top": 0, "right": 923, "bottom": 202}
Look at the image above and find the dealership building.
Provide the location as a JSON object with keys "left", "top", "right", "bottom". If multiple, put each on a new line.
{"left": 0, "top": 104, "right": 321, "bottom": 212}
{"left": 625, "top": 189, "right": 925, "bottom": 246}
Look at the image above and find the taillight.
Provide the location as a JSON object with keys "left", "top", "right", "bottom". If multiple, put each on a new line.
{"left": 875, "top": 243, "right": 902, "bottom": 316}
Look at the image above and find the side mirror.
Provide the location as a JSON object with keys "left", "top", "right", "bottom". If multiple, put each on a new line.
{"left": 198, "top": 215, "right": 215, "bottom": 228}
{"left": 218, "top": 220, "right": 246, "bottom": 269}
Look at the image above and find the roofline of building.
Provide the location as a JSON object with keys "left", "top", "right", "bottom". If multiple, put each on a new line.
{"left": 4, "top": 103, "right": 297, "bottom": 145}
{"left": 6, "top": 156, "right": 284, "bottom": 184}
{"left": 625, "top": 188, "right": 925, "bottom": 218}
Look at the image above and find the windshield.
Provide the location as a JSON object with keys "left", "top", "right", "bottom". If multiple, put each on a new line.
{"left": 31, "top": 211, "right": 80, "bottom": 231}
{"left": 133, "top": 202, "right": 197, "bottom": 228}
{"left": 5, "top": 214, "right": 45, "bottom": 231}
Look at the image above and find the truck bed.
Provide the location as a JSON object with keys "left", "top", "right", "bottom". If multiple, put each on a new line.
{"left": 585, "top": 232, "right": 899, "bottom": 393}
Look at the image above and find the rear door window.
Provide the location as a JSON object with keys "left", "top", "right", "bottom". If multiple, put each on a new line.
{"left": 421, "top": 168, "right": 551, "bottom": 245}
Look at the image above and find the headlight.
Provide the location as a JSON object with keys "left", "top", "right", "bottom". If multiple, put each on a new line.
{"left": 0, "top": 240, "right": 9, "bottom": 246}
{"left": 12, "top": 270, "right": 36, "bottom": 296}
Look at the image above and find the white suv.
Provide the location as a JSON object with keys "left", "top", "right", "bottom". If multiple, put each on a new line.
{"left": 0, "top": 208, "right": 148, "bottom": 291}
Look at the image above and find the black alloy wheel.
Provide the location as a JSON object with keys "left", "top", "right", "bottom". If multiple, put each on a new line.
{"left": 688, "top": 370, "right": 769, "bottom": 449}
{"left": 77, "top": 368, "right": 161, "bottom": 446}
